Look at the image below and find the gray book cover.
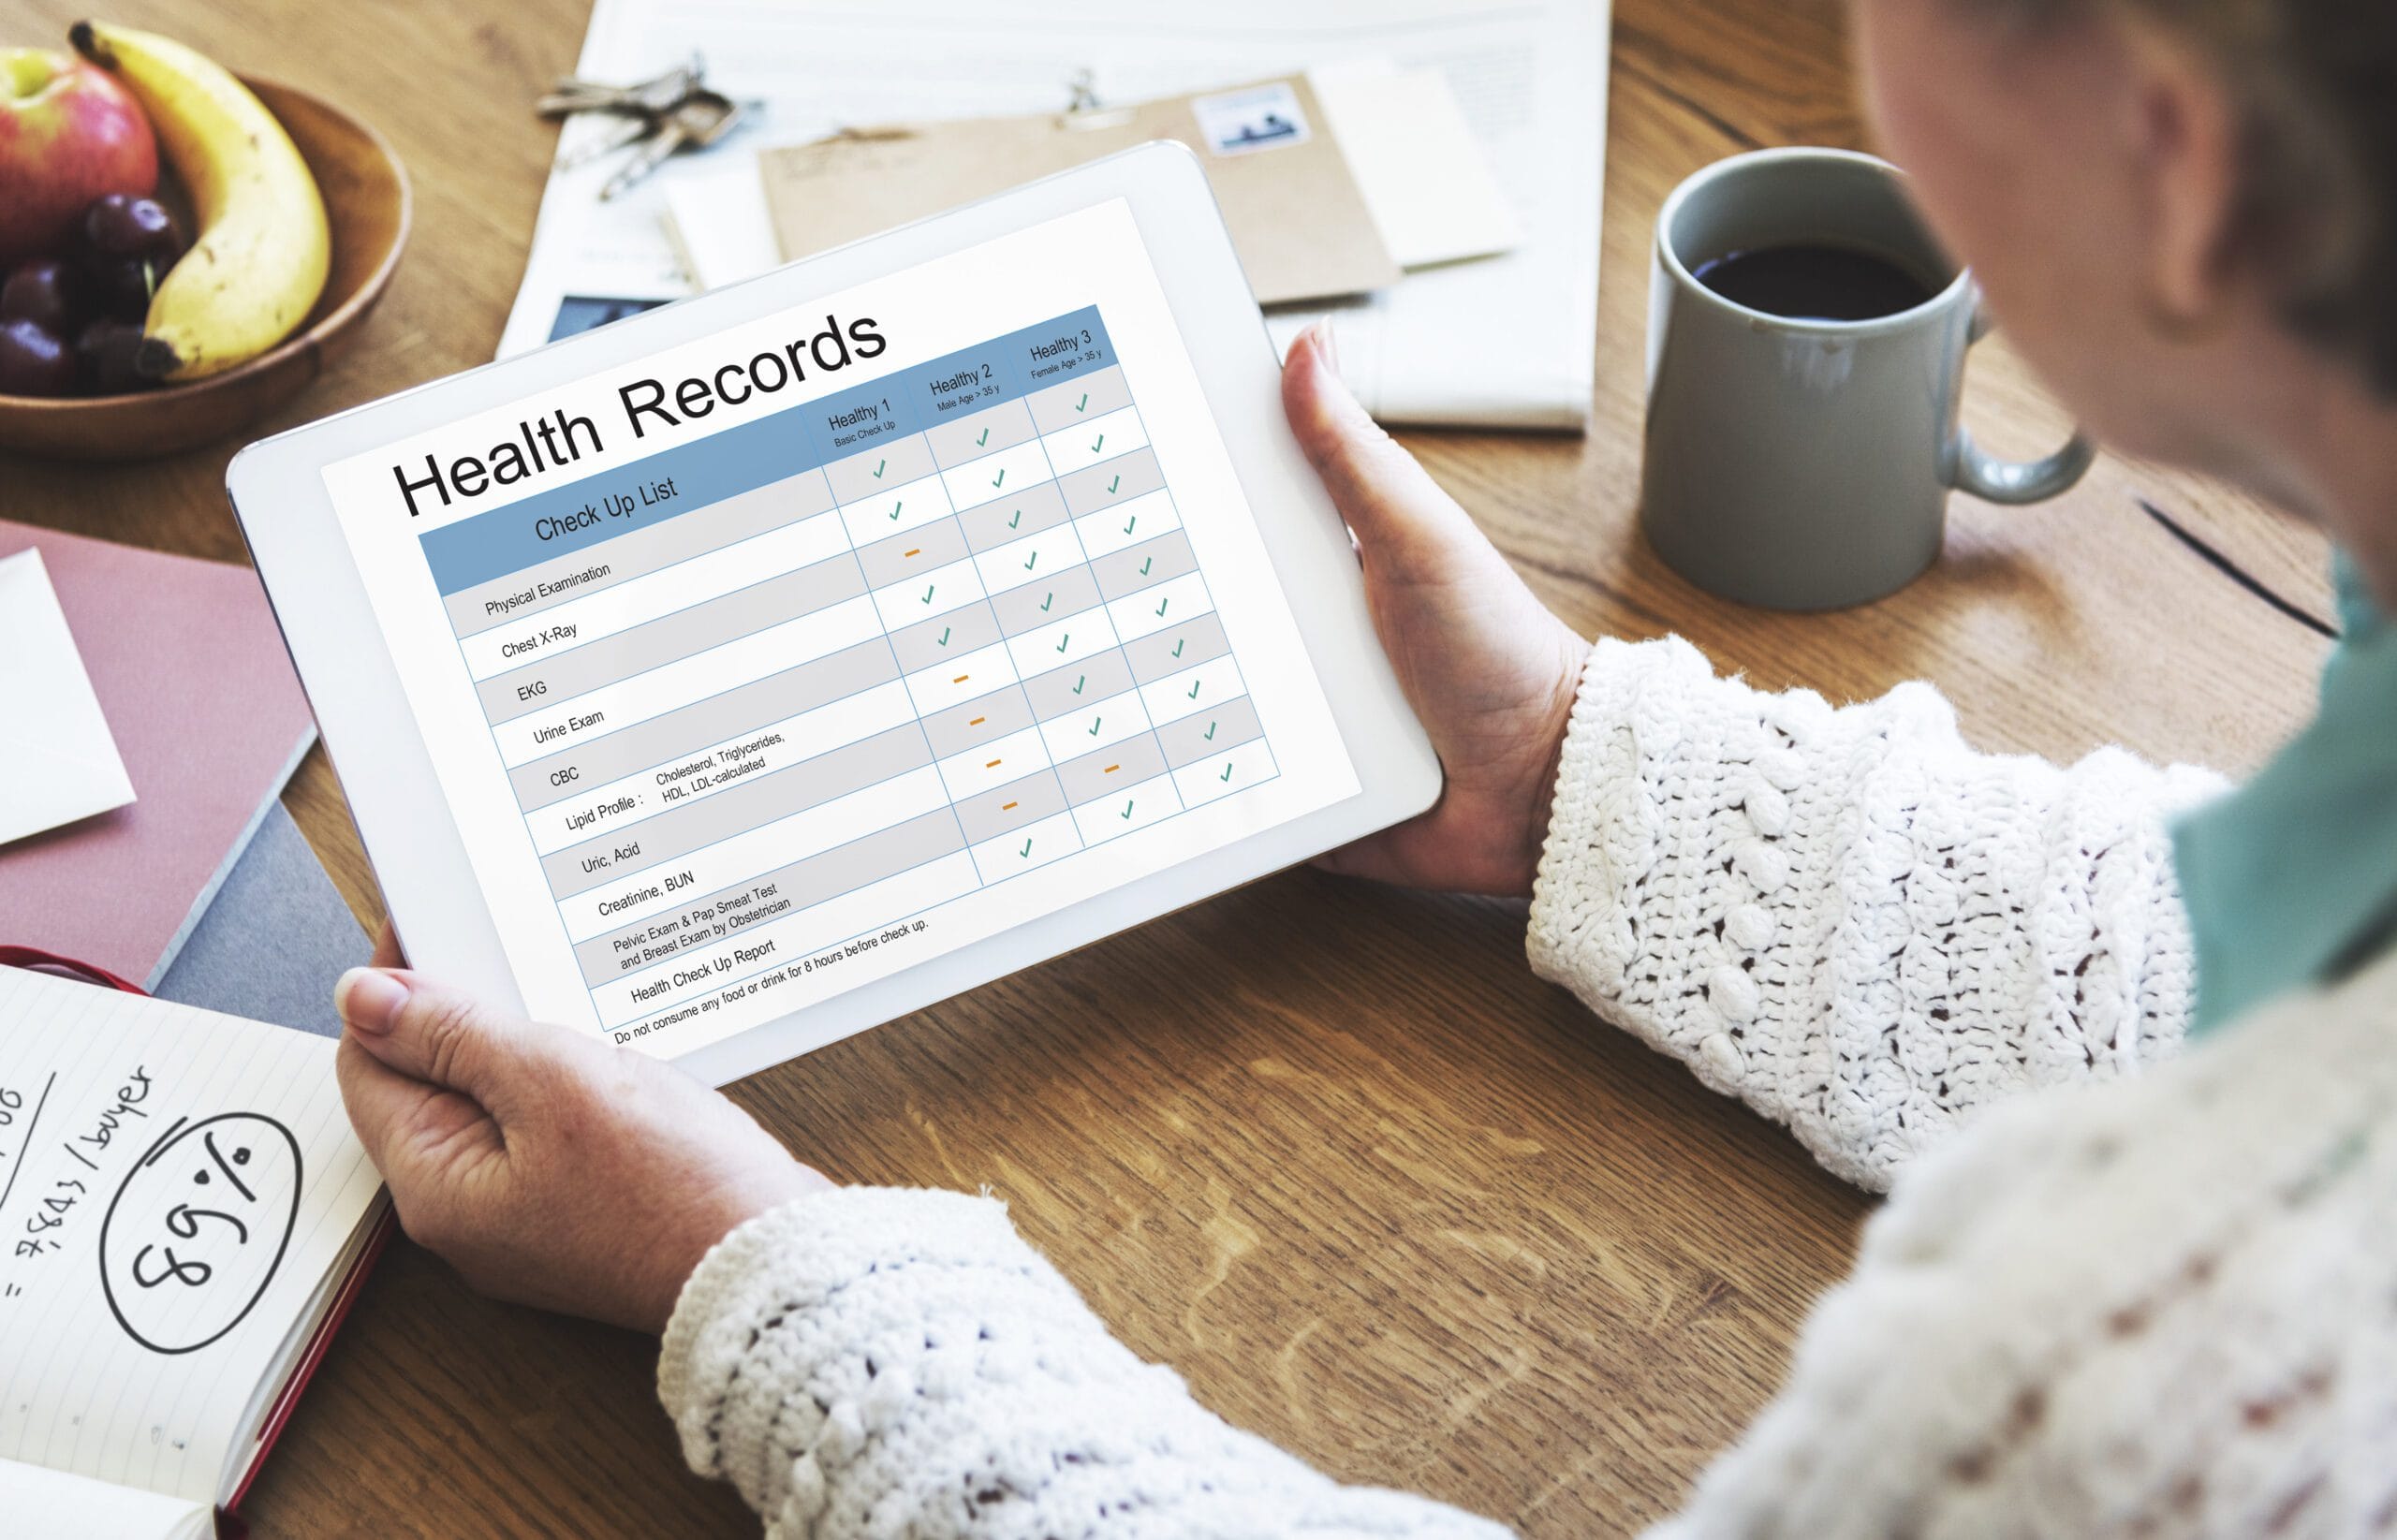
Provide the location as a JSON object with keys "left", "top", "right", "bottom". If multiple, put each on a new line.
{"left": 154, "top": 800, "right": 369, "bottom": 1038}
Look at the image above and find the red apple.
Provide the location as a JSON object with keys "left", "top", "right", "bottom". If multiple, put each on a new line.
{"left": 0, "top": 49, "right": 157, "bottom": 266}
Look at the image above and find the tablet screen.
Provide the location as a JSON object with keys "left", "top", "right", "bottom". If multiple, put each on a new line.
{"left": 317, "top": 200, "right": 1360, "bottom": 1056}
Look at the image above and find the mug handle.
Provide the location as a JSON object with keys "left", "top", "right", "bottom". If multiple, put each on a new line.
{"left": 1948, "top": 303, "right": 2096, "bottom": 505}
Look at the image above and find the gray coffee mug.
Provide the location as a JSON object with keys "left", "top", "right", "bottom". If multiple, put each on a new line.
{"left": 1640, "top": 148, "right": 2093, "bottom": 610}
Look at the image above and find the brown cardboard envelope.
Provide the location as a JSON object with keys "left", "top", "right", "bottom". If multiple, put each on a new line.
{"left": 758, "top": 76, "right": 1401, "bottom": 306}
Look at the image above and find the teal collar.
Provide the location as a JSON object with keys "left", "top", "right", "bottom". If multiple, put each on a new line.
{"left": 2173, "top": 554, "right": 2397, "bottom": 1034}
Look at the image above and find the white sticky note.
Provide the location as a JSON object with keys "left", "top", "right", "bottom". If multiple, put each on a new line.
{"left": 0, "top": 548, "right": 136, "bottom": 844}
{"left": 1311, "top": 61, "right": 1523, "bottom": 270}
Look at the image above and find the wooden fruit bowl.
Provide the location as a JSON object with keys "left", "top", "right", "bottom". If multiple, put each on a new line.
{"left": 0, "top": 77, "right": 410, "bottom": 461}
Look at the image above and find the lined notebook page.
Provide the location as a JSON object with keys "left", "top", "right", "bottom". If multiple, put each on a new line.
{"left": 0, "top": 966, "right": 379, "bottom": 1506}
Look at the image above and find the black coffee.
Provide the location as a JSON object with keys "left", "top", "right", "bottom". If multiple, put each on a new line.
{"left": 1690, "top": 243, "right": 1935, "bottom": 322}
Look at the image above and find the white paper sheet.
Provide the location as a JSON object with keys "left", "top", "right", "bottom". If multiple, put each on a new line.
{"left": 0, "top": 550, "right": 137, "bottom": 847}
{"left": 1308, "top": 59, "right": 1522, "bottom": 271}
{"left": 0, "top": 1459, "right": 211, "bottom": 1540}
{"left": 662, "top": 155, "right": 781, "bottom": 291}
{"left": 500, "top": 0, "right": 1608, "bottom": 429}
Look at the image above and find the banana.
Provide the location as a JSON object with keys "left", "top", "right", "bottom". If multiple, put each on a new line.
{"left": 69, "top": 22, "right": 329, "bottom": 381}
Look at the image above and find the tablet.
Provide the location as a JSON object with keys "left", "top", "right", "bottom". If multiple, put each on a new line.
{"left": 228, "top": 143, "right": 1438, "bottom": 1085}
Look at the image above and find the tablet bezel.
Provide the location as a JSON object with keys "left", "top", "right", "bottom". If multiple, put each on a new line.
{"left": 228, "top": 142, "right": 1439, "bottom": 1086}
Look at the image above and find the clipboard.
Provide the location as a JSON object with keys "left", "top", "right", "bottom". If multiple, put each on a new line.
{"left": 759, "top": 75, "right": 1401, "bottom": 306}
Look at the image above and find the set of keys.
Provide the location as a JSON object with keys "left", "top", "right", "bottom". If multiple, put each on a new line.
{"left": 537, "top": 55, "right": 750, "bottom": 200}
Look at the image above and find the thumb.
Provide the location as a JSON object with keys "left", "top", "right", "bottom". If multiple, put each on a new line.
{"left": 334, "top": 967, "right": 600, "bottom": 1124}
{"left": 1280, "top": 324, "right": 1487, "bottom": 569}
{"left": 336, "top": 1032, "right": 502, "bottom": 1198}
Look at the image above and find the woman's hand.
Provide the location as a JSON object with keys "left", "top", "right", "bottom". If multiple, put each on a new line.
{"left": 334, "top": 930, "right": 831, "bottom": 1333}
{"left": 1282, "top": 325, "right": 1588, "bottom": 897}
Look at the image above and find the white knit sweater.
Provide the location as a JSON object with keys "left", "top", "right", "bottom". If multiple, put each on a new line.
{"left": 1530, "top": 637, "right": 2226, "bottom": 1192}
{"left": 658, "top": 638, "right": 2397, "bottom": 1536}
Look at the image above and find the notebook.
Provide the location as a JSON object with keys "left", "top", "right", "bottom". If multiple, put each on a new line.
{"left": 0, "top": 521, "right": 316, "bottom": 990}
{"left": 0, "top": 965, "right": 387, "bottom": 1539}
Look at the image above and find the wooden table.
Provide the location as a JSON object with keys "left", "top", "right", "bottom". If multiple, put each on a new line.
{"left": 4, "top": 1, "right": 2335, "bottom": 1533}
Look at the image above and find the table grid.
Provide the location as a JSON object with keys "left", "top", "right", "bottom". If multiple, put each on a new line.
{"left": 422, "top": 306, "right": 1281, "bottom": 1032}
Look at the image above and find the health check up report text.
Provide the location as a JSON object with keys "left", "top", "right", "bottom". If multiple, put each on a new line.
{"left": 320, "top": 203, "right": 1360, "bottom": 1056}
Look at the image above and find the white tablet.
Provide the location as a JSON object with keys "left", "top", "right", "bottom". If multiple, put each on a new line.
{"left": 228, "top": 143, "right": 1437, "bottom": 1085}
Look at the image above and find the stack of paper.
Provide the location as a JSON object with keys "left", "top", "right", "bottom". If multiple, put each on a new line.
{"left": 500, "top": 0, "right": 1609, "bottom": 431}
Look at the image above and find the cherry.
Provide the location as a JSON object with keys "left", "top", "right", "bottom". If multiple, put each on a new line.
{"left": 88, "top": 257, "right": 161, "bottom": 324}
{"left": 82, "top": 193, "right": 181, "bottom": 259}
{"left": 0, "top": 318, "right": 76, "bottom": 397}
{"left": 75, "top": 318, "right": 151, "bottom": 395}
{"left": 0, "top": 260, "right": 85, "bottom": 334}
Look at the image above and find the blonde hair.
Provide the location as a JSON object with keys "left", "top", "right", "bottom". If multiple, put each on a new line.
{"left": 1992, "top": 0, "right": 2396, "bottom": 390}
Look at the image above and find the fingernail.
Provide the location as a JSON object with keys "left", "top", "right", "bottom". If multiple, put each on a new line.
{"left": 1316, "top": 320, "right": 1342, "bottom": 377}
{"left": 336, "top": 967, "right": 409, "bottom": 1034}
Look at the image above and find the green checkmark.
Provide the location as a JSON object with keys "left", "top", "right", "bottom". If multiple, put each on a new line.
{"left": 1203, "top": 720, "right": 1216, "bottom": 740}
{"left": 1090, "top": 433, "right": 1104, "bottom": 455}
{"left": 921, "top": 584, "right": 935, "bottom": 604}
{"left": 1040, "top": 592, "right": 1054, "bottom": 612}
{"left": 1186, "top": 679, "right": 1201, "bottom": 698}
{"left": 874, "top": 459, "right": 886, "bottom": 478}
{"left": 1007, "top": 509, "right": 1022, "bottom": 529}
{"left": 977, "top": 428, "right": 991, "bottom": 447}
{"left": 1020, "top": 838, "right": 1033, "bottom": 857}
{"left": 1154, "top": 597, "right": 1169, "bottom": 618}
{"left": 1087, "top": 716, "right": 1102, "bottom": 735}
{"left": 1022, "top": 551, "right": 1038, "bottom": 571}
{"left": 1055, "top": 633, "right": 1070, "bottom": 652}
{"left": 1219, "top": 762, "right": 1234, "bottom": 782}
{"left": 1121, "top": 514, "right": 1137, "bottom": 535}
{"left": 937, "top": 626, "right": 951, "bottom": 646}
{"left": 889, "top": 500, "right": 904, "bottom": 521}
{"left": 1170, "top": 638, "right": 1184, "bottom": 659}
{"left": 992, "top": 468, "right": 1007, "bottom": 489}
{"left": 1072, "top": 674, "right": 1086, "bottom": 695}
{"left": 1120, "top": 799, "right": 1135, "bottom": 819}
{"left": 1139, "top": 556, "right": 1153, "bottom": 576}
{"left": 1107, "top": 475, "right": 1121, "bottom": 494}
{"left": 1075, "top": 392, "right": 1088, "bottom": 412}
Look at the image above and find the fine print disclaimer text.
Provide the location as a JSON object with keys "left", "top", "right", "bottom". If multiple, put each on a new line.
{"left": 612, "top": 917, "right": 934, "bottom": 1045}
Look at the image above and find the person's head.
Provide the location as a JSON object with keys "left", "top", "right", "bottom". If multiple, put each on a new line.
{"left": 1850, "top": 0, "right": 2397, "bottom": 578}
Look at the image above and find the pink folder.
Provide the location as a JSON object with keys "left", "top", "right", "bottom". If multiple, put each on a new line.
{"left": 0, "top": 520, "right": 315, "bottom": 988}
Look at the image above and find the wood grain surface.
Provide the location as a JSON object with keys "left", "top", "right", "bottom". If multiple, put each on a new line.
{"left": 0, "top": 1, "right": 2334, "bottom": 1534}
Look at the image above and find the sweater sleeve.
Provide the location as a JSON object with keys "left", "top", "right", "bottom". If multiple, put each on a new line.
{"left": 656, "top": 1186, "right": 1513, "bottom": 1540}
{"left": 1528, "top": 637, "right": 2228, "bottom": 1191}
